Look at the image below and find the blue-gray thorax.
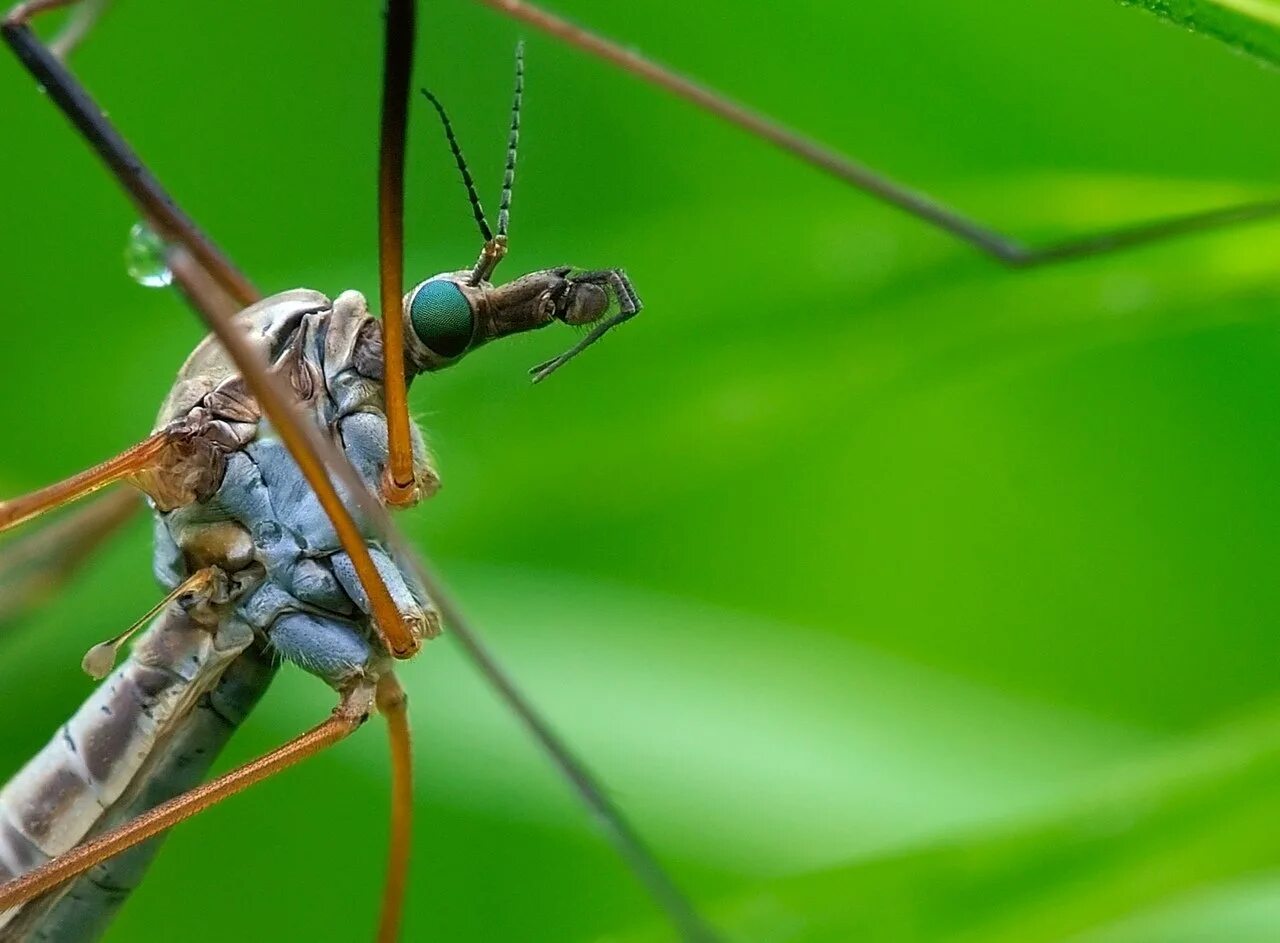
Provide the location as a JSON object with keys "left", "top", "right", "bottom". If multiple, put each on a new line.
{"left": 151, "top": 288, "right": 437, "bottom": 688}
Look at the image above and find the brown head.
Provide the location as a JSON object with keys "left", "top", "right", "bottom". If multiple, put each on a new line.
{"left": 405, "top": 47, "right": 641, "bottom": 382}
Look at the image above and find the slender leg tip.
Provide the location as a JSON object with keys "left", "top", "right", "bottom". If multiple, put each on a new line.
{"left": 389, "top": 637, "right": 421, "bottom": 660}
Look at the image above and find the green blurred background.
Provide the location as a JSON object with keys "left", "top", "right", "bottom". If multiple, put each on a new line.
{"left": 2, "top": 0, "right": 1280, "bottom": 940}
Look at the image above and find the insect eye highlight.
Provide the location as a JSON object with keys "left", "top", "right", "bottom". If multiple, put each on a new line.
{"left": 409, "top": 280, "right": 474, "bottom": 358}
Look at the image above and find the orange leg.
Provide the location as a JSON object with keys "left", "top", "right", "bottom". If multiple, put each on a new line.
{"left": 0, "top": 684, "right": 374, "bottom": 913}
{"left": 375, "top": 674, "right": 413, "bottom": 943}
{"left": 0, "top": 433, "right": 171, "bottom": 535}
{"left": 378, "top": 0, "right": 417, "bottom": 508}
{"left": 2, "top": 3, "right": 420, "bottom": 658}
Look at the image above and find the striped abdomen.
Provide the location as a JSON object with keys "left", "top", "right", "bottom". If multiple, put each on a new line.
{"left": 0, "top": 608, "right": 259, "bottom": 941}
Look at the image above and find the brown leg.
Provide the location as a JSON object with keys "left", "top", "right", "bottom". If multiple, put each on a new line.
{"left": 0, "top": 432, "right": 172, "bottom": 535}
{"left": 477, "top": 0, "right": 1280, "bottom": 266}
{"left": 4, "top": 8, "right": 711, "bottom": 939}
{"left": 166, "top": 245, "right": 243, "bottom": 325}
{"left": 2, "top": 0, "right": 258, "bottom": 305}
{"left": 378, "top": 0, "right": 417, "bottom": 508}
{"left": 1, "top": 2, "right": 420, "bottom": 659}
{"left": 0, "top": 684, "right": 374, "bottom": 913}
{"left": 375, "top": 674, "right": 413, "bottom": 943}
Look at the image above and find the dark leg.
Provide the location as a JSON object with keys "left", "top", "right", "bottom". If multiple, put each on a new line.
{"left": 477, "top": 0, "right": 1280, "bottom": 266}
{"left": 3, "top": 0, "right": 259, "bottom": 304}
{"left": 1, "top": 6, "right": 718, "bottom": 937}
{"left": 1, "top": 0, "right": 422, "bottom": 660}
{"left": 380, "top": 0, "right": 417, "bottom": 508}
{"left": 406, "top": 560, "right": 722, "bottom": 943}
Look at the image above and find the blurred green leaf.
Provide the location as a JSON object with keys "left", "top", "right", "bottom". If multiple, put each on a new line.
{"left": 4, "top": 1, "right": 1280, "bottom": 940}
{"left": 618, "top": 702, "right": 1280, "bottom": 942}
{"left": 1122, "top": 0, "right": 1280, "bottom": 65}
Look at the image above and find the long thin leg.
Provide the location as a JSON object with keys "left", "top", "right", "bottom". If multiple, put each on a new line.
{"left": 0, "top": 432, "right": 173, "bottom": 534}
{"left": 0, "top": 684, "right": 374, "bottom": 913}
{"left": 2, "top": 3, "right": 421, "bottom": 659}
{"left": 477, "top": 0, "right": 1280, "bottom": 266}
{"left": 411, "top": 562, "right": 721, "bottom": 943}
{"left": 379, "top": 0, "right": 418, "bottom": 508}
{"left": 3, "top": 1, "right": 258, "bottom": 304}
{"left": 375, "top": 674, "right": 413, "bottom": 943}
{"left": 2, "top": 7, "right": 716, "bottom": 937}
{"left": 167, "top": 244, "right": 243, "bottom": 325}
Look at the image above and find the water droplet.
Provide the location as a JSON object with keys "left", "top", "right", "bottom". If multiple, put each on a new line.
{"left": 252, "top": 520, "right": 282, "bottom": 549}
{"left": 124, "top": 221, "right": 173, "bottom": 288}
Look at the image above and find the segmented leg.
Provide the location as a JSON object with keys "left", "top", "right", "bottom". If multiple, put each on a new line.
{"left": 478, "top": 0, "right": 1280, "bottom": 264}
{"left": 0, "top": 684, "right": 374, "bottom": 914}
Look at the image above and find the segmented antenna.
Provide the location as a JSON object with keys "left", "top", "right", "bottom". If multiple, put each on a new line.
{"left": 497, "top": 41, "right": 524, "bottom": 238}
{"left": 420, "top": 88, "right": 494, "bottom": 243}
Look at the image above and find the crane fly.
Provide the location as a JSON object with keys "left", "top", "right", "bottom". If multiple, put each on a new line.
{"left": 0, "top": 0, "right": 1276, "bottom": 940}
{"left": 0, "top": 1, "right": 664, "bottom": 939}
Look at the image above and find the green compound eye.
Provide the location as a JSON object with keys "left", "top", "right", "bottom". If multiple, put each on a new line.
{"left": 409, "top": 279, "right": 474, "bottom": 358}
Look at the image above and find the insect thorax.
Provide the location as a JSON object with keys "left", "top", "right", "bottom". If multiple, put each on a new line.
{"left": 149, "top": 289, "right": 438, "bottom": 688}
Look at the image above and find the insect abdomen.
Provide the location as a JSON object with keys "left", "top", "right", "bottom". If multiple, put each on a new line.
{"left": 0, "top": 611, "right": 254, "bottom": 938}
{"left": 11, "top": 646, "right": 277, "bottom": 943}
